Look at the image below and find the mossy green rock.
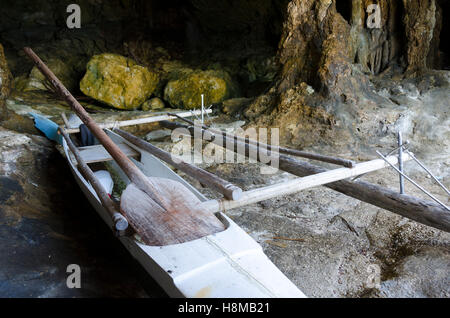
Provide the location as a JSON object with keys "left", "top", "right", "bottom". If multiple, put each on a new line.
{"left": 23, "top": 58, "right": 78, "bottom": 92}
{"left": 80, "top": 53, "right": 158, "bottom": 110}
{"left": 164, "top": 70, "right": 234, "bottom": 110}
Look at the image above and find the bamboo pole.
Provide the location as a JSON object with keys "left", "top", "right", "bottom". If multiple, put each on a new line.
{"left": 60, "top": 128, "right": 128, "bottom": 231}
{"left": 64, "top": 110, "right": 212, "bottom": 134}
{"left": 201, "top": 154, "right": 411, "bottom": 212}
{"left": 160, "top": 120, "right": 450, "bottom": 233}
{"left": 114, "top": 128, "right": 243, "bottom": 200}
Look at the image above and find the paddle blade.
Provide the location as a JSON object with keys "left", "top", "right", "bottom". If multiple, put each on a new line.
{"left": 120, "top": 177, "right": 226, "bottom": 246}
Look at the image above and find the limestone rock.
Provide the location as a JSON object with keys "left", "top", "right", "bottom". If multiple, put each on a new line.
{"left": 80, "top": 53, "right": 158, "bottom": 110}
{"left": 21, "top": 58, "right": 78, "bottom": 93}
{"left": 0, "top": 43, "right": 13, "bottom": 122}
{"left": 222, "top": 97, "right": 253, "bottom": 115}
{"left": 403, "top": 0, "right": 438, "bottom": 75}
{"left": 145, "top": 129, "right": 172, "bottom": 141}
{"left": 0, "top": 44, "right": 12, "bottom": 100}
{"left": 142, "top": 97, "right": 165, "bottom": 111}
{"left": 164, "top": 69, "right": 235, "bottom": 110}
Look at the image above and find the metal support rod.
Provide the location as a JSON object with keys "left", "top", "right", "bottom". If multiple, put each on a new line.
{"left": 404, "top": 149, "right": 450, "bottom": 197}
{"left": 201, "top": 94, "right": 205, "bottom": 125}
{"left": 376, "top": 151, "right": 450, "bottom": 211}
{"left": 385, "top": 140, "right": 410, "bottom": 157}
{"left": 398, "top": 132, "right": 405, "bottom": 194}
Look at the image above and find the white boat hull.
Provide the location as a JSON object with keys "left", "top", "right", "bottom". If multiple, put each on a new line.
{"left": 63, "top": 130, "right": 306, "bottom": 298}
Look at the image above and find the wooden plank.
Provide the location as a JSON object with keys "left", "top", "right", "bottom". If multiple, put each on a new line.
{"left": 202, "top": 154, "right": 412, "bottom": 212}
{"left": 78, "top": 142, "right": 139, "bottom": 164}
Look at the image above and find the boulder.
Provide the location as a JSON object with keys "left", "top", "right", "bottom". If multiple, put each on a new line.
{"left": 145, "top": 129, "right": 172, "bottom": 141}
{"left": 222, "top": 97, "right": 253, "bottom": 115}
{"left": 21, "top": 58, "right": 78, "bottom": 92}
{"left": 142, "top": 97, "right": 165, "bottom": 111}
{"left": 80, "top": 53, "right": 158, "bottom": 110}
{"left": 164, "top": 69, "right": 235, "bottom": 110}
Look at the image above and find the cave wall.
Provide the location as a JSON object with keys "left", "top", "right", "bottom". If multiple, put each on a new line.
{"left": 244, "top": 0, "right": 449, "bottom": 149}
{"left": 0, "top": 0, "right": 447, "bottom": 118}
{"left": 276, "top": 0, "right": 446, "bottom": 96}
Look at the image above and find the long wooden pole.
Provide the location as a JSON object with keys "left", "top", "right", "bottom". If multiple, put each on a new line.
{"left": 25, "top": 47, "right": 224, "bottom": 246}
{"left": 60, "top": 128, "right": 128, "bottom": 231}
{"left": 24, "top": 47, "right": 166, "bottom": 207}
{"left": 168, "top": 113, "right": 355, "bottom": 168}
{"left": 114, "top": 128, "right": 243, "bottom": 200}
{"left": 161, "top": 120, "right": 450, "bottom": 232}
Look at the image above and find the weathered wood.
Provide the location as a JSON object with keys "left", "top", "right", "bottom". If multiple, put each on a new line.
{"left": 202, "top": 154, "right": 412, "bottom": 213}
{"left": 169, "top": 113, "right": 355, "bottom": 168}
{"left": 78, "top": 142, "right": 139, "bottom": 164}
{"left": 60, "top": 128, "right": 128, "bottom": 231}
{"left": 161, "top": 120, "right": 450, "bottom": 233}
{"left": 115, "top": 128, "right": 242, "bottom": 200}
{"left": 64, "top": 110, "right": 212, "bottom": 133}
{"left": 122, "top": 177, "right": 225, "bottom": 245}
{"left": 25, "top": 47, "right": 225, "bottom": 245}
{"left": 61, "top": 112, "right": 70, "bottom": 128}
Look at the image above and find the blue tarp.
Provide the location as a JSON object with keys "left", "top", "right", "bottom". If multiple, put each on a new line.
{"left": 29, "top": 112, "right": 62, "bottom": 144}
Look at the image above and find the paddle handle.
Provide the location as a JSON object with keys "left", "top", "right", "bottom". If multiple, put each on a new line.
{"left": 23, "top": 47, "right": 163, "bottom": 205}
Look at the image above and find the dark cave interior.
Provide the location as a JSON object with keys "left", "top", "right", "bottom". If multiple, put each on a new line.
{"left": 438, "top": 0, "right": 450, "bottom": 69}
{"left": 335, "top": 0, "right": 352, "bottom": 24}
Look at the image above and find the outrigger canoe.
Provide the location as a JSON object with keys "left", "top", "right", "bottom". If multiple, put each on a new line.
{"left": 62, "top": 128, "right": 306, "bottom": 298}
{"left": 26, "top": 46, "right": 448, "bottom": 299}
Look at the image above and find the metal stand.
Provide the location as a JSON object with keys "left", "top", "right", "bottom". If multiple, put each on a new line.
{"left": 398, "top": 132, "right": 405, "bottom": 194}
{"left": 375, "top": 132, "right": 450, "bottom": 212}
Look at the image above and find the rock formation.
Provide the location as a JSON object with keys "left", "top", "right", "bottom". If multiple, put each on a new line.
{"left": 80, "top": 53, "right": 159, "bottom": 110}
{"left": 164, "top": 69, "right": 235, "bottom": 109}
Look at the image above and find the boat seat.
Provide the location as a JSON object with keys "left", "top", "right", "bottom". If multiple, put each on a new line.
{"left": 77, "top": 142, "right": 139, "bottom": 164}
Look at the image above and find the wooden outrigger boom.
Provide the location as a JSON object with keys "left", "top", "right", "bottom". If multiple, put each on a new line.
{"left": 168, "top": 112, "right": 356, "bottom": 168}
{"left": 161, "top": 120, "right": 450, "bottom": 233}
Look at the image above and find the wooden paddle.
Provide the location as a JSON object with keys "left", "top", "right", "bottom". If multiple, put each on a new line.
{"left": 24, "top": 47, "right": 225, "bottom": 245}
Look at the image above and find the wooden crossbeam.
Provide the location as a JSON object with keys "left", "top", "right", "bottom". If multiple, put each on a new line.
{"left": 78, "top": 142, "right": 139, "bottom": 164}
{"left": 201, "top": 154, "right": 412, "bottom": 213}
